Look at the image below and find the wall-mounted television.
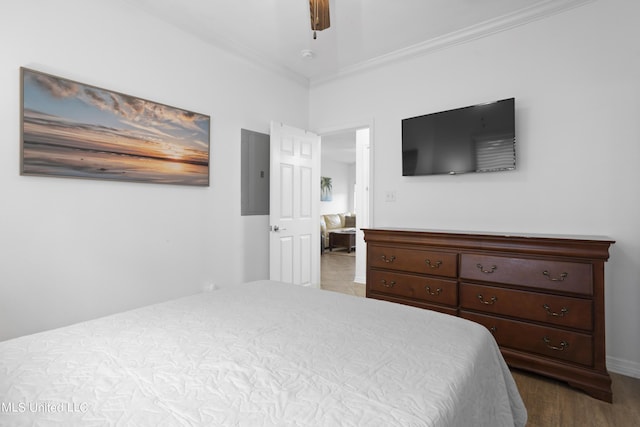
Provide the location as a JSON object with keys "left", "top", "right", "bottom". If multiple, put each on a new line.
{"left": 402, "top": 98, "right": 515, "bottom": 176}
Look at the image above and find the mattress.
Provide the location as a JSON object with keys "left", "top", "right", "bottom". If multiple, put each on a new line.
{"left": 0, "top": 280, "right": 527, "bottom": 426}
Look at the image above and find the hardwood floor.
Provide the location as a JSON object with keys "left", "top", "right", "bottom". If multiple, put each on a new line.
{"left": 320, "top": 252, "right": 640, "bottom": 426}
{"left": 512, "top": 369, "right": 640, "bottom": 426}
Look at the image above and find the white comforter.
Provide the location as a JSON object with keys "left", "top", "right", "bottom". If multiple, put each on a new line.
{"left": 0, "top": 280, "right": 526, "bottom": 426}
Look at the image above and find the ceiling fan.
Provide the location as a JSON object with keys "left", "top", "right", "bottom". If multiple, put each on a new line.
{"left": 309, "top": 0, "right": 330, "bottom": 39}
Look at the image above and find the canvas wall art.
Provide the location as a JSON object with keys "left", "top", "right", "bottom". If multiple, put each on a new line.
{"left": 321, "top": 176, "right": 332, "bottom": 201}
{"left": 21, "top": 68, "right": 210, "bottom": 186}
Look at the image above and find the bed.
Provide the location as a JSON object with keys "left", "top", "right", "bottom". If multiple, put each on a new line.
{"left": 0, "top": 280, "right": 527, "bottom": 426}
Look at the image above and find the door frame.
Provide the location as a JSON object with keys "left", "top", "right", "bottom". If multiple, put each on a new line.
{"left": 317, "top": 119, "right": 375, "bottom": 284}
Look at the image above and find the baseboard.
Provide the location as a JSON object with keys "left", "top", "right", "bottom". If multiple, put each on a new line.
{"left": 354, "top": 275, "right": 366, "bottom": 284}
{"left": 607, "top": 356, "right": 640, "bottom": 379}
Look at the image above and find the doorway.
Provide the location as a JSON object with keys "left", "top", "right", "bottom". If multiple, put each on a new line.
{"left": 319, "top": 127, "right": 370, "bottom": 296}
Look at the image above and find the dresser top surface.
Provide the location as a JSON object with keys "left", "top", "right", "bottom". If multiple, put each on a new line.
{"left": 363, "top": 228, "right": 614, "bottom": 243}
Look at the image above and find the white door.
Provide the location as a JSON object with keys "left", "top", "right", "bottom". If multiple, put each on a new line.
{"left": 269, "top": 122, "right": 321, "bottom": 287}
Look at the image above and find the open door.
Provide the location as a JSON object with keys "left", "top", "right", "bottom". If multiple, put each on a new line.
{"left": 269, "top": 122, "right": 321, "bottom": 287}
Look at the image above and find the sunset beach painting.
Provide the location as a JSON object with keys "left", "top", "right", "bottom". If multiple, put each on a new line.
{"left": 21, "top": 68, "right": 210, "bottom": 186}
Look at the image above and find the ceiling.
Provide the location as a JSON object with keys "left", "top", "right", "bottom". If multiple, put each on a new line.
{"left": 124, "top": 0, "right": 591, "bottom": 86}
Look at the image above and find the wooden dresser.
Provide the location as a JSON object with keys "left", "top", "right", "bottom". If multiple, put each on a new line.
{"left": 363, "top": 228, "right": 614, "bottom": 402}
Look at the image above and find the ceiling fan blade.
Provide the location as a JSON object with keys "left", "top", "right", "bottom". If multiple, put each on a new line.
{"left": 309, "top": 0, "right": 330, "bottom": 32}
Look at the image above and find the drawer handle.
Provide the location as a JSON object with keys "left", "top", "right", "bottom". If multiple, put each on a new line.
{"left": 476, "top": 264, "right": 497, "bottom": 274}
{"left": 381, "top": 255, "right": 396, "bottom": 263}
{"left": 425, "top": 259, "right": 442, "bottom": 269}
{"left": 381, "top": 279, "right": 396, "bottom": 288}
{"left": 489, "top": 326, "right": 497, "bottom": 334}
{"left": 543, "top": 336, "right": 569, "bottom": 351}
{"left": 425, "top": 286, "right": 442, "bottom": 296}
{"left": 477, "top": 294, "right": 498, "bottom": 305}
{"left": 542, "top": 270, "right": 568, "bottom": 282}
{"left": 543, "top": 304, "right": 569, "bottom": 317}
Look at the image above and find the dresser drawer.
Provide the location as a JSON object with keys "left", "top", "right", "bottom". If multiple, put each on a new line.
{"left": 461, "top": 311, "right": 593, "bottom": 366}
{"left": 460, "top": 283, "right": 593, "bottom": 330}
{"left": 368, "top": 245, "right": 457, "bottom": 277}
{"left": 369, "top": 269, "right": 458, "bottom": 306}
{"left": 460, "top": 254, "right": 593, "bottom": 295}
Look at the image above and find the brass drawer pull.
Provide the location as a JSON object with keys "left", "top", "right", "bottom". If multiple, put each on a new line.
{"left": 477, "top": 294, "right": 497, "bottom": 305}
{"left": 381, "top": 255, "right": 396, "bottom": 263}
{"left": 542, "top": 270, "right": 568, "bottom": 282}
{"left": 425, "top": 286, "right": 442, "bottom": 296}
{"left": 543, "top": 304, "right": 569, "bottom": 317}
{"left": 476, "top": 264, "right": 497, "bottom": 274}
{"left": 425, "top": 259, "right": 442, "bottom": 269}
{"left": 543, "top": 336, "right": 569, "bottom": 351}
{"left": 381, "top": 279, "right": 396, "bottom": 288}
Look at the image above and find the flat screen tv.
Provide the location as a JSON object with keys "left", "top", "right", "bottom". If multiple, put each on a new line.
{"left": 402, "top": 98, "right": 515, "bottom": 176}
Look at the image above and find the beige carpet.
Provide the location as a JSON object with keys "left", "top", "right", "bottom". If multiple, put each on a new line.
{"left": 320, "top": 250, "right": 365, "bottom": 297}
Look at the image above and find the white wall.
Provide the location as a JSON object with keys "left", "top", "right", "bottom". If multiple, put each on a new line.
{"left": 319, "top": 159, "right": 353, "bottom": 214}
{"left": 0, "top": 0, "right": 308, "bottom": 341}
{"left": 310, "top": 0, "right": 640, "bottom": 377}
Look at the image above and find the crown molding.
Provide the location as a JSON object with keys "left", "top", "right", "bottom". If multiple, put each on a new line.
{"left": 310, "top": 0, "right": 595, "bottom": 88}
{"left": 197, "top": 32, "right": 311, "bottom": 88}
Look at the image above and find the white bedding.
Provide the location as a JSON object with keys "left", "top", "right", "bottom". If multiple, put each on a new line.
{"left": 0, "top": 280, "right": 526, "bottom": 426}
